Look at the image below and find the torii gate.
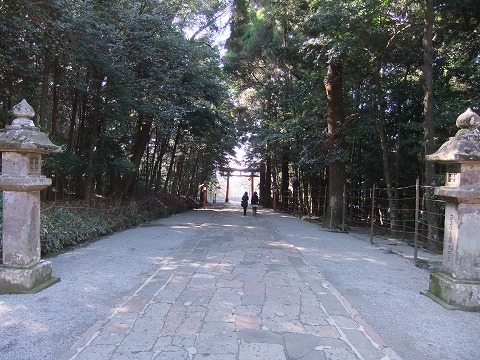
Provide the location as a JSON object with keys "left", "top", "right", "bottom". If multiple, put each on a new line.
{"left": 223, "top": 168, "right": 258, "bottom": 202}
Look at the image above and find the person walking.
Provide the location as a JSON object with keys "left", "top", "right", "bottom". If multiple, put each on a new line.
{"left": 251, "top": 191, "right": 259, "bottom": 216}
{"left": 241, "top": 192, "right": 249, "bottom": 215}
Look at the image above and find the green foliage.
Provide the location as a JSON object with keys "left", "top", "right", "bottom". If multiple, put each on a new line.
{"left": 0, "top": 0, "right": 478, "bottom": 222}
{"left": 225, "top": 0, "right": 478, "bottom": 196}
{"left": 39, "top": 201, "right": 173, "bottom": 255}
{"left": 0, "top": 0, "right": 237, "bottom": 201}
{"left": 40, "top": 208, "right": 99, "bottom": 253}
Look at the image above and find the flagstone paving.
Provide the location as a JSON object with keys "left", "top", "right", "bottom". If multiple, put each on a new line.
{"left": 61, "top": 208, "right": 400, "bottom": 360}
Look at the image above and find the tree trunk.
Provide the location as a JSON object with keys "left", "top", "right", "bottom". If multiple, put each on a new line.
{"left": 68, "top": 90, "right": 79, "bottom": 152}
{"left": 303, "top": 177, "right": 310, "bottom": 216}
{"left": 323, "top": 59, "right": 346, "bottom": 228}
{"left": 84, "top": 116, "right": 99, "bottom": 202}
{"left": 281, "top": 154, "right": 289, "bottom": 210}
{"left": 75, "top": 94, "right": 88, "bottom": 198}
{"left": 164, "top": 127, "right": 182, "bottom": 192}
{"left": 154, "top": 135, "right": 169, "bottom": 191}
{"left": 259, "top": 161, "right": 266, "bottom": 205}
{"left": 117, "top": 113, "right": 153, "bottom": 198}
{"left": 422, "top": 0, "right": 440, "bottom": 250}
{"left": 310, "top": 176, "right": 319, "bottom": 217}
{"left": 187, "top": 154, "right": 201, "bottom": 198}
{"left": 38, "top": 48, "right": 52, "bottom": 128}
{"left": 76, "top": 94, "right": 87, "bottom": 157}
{"left": 374, "top": 59, "right": 397, "bottom": 232}
{"left": 143, "top": 140, "right": 152, "bottom": 190}
{"left": 50, "top": 57, "right": 61, "bottom": 137}
{"left": 423, "top": 0, "right": 435, "bottom": 170}
{"left": 293, "top": 170, "right": 300, "bottom": 216}
{"left": 171, "top": 154, "right": 184, "bottom": 194}
{"left": 264, "top": 156, "right": 272, "bottom": 208}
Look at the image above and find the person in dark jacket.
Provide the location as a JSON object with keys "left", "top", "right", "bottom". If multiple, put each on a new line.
{"left": 251, "top": 191, "right": 259, "bottom": 216}
{"left": 241, "top": 192, "right": 249, "bottom": 215}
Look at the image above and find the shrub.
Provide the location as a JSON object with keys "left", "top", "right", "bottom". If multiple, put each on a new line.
{"left": 0, "top": 193, "right": 191, "bottom": 257}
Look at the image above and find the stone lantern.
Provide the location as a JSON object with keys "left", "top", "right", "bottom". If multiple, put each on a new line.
{"left": 0, "top": 99, "right": 61, "bottom": 293}
{"left": 424, "top": 108, "right": 480, "bottom": 310}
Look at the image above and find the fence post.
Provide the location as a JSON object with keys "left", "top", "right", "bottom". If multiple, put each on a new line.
{"left": 310, "top": 184, "right": 313, "bottom": 220}
{"left": 414, "top": 178, "right": 419, "bottom": 262}
{"left": 329, "top": 205, "right": 333, "bottom": 229}
{"left": 370, "top": 184, "right": 375, "bottom": 244}
{"left": 323, "top": 186, "right": 328, "bottom": 218}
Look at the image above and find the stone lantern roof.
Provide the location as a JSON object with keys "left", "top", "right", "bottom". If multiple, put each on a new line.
{"left": 426, "top": 108, "right": 480, "bottom": 163}
{"left": 0, "top": 99, "right": 61, "bottom": 154}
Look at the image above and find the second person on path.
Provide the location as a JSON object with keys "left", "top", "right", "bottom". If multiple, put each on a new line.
{"left": 241, "top": 192, "right": 249, "bottom": 215}
{"left": 251, "top": 191, "right": 259, "bottom": 216}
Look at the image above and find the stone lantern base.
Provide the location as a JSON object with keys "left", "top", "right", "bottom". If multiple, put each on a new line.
{"left": 0, "top": 260, "right": 60, "bottom": 294}
{"left": 422, "top": 272, "right": 480, "bottom": 311}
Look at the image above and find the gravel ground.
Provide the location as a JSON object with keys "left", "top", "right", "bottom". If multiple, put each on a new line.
{"left": 263, "top": 211, "right": 480, "bottom": 360}
{"left": 1, "top": 205, "right": 479, "bottom": 360}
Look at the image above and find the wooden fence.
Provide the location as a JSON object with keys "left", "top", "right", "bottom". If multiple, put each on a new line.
{"left": 275, "top": 180, "right": 446, "bottom": 260}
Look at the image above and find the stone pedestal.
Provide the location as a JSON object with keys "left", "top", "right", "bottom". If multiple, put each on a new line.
{"left": 423, "top": 108, "right": 480, "bottom": 311}
{"left": 424, "top": 198, "right": 480, "bottom": 310}
{"left": 0, "top": 100, "right": 61, "bottom": 294}
{"left": 0, "top": 261, "right": 58, "bottom": 294}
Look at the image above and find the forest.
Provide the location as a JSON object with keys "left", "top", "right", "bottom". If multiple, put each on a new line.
{"left": 224, "top": 0, "right": 478, "bottom": 230}
{"left": 0, "top": 1, "right": 479, "bottom": 250}
{"left": 0, "top": 0, "right": 238, "bottom": 203}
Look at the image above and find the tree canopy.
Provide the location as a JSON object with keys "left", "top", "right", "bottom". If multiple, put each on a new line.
{"left": 0, "top": 0, "right": 478, "bottom": 215}
{"left": 0, "top": 0, "right": 236, "bottom": 202}
{"left": 224, "top": 0, "right": 479, "bottom": 226}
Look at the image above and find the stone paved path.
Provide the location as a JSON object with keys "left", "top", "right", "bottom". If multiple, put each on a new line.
{"left": 61, "top": 206, "right": 400, "bottom": 360}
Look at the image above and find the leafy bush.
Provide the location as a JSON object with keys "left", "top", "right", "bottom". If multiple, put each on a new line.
{"left": 0, "top": 193, "right": 191, "bottom": 257}
{"left": 39, "top": 201, "right": 173, "bottom": 255}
